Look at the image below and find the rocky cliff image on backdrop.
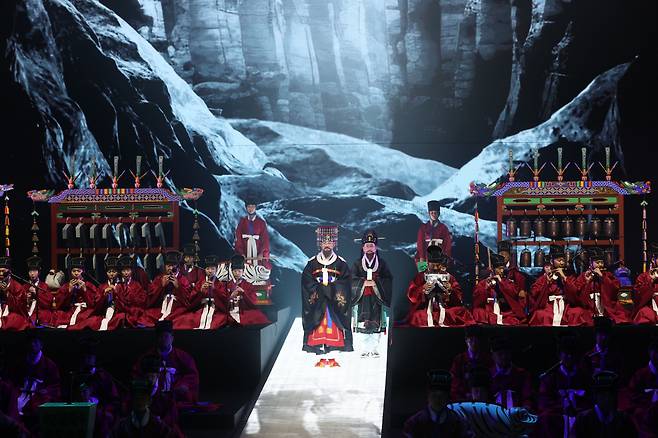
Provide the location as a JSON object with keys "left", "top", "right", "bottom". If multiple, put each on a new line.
{"left": 1, "top": 0, "right": 655, "bottom": 316}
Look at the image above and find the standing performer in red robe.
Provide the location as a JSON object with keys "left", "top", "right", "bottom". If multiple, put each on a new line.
{"left": 133, "top": 321, "right": 199, "bottom": 404}
{"left": 234, "top": 197, "right": 271, "bottom": 270}
{"left": 406, "top": 245, "right": 474, "bottom": 327}
{"left": 570, "top": 247, "right": 630, "bottom": 325}
{"left": 537, "top": 334, "right": 591, "bottom": 438}
{"left": 55, "top": 257, "right": 97, "bottom": 328}
{"left": 627, "top": 338, "right": 658, "bottom": 437}
{"left": 415, "top": 200, "right": 452, "bottom": 269}
{"left": 139, "top": 252, "right": 191, "bottom": 327}
{"left": 472, "top": 253, "right": 526, "bottom": 325}
{"left": 351, "top": 229, "right": 392, "bottom": 358}
{"left": 72, "top": 257, "right": 127, "bottom": 331}
{"left": 449, "top": 326, "right": 492, "bottom": 401}
{"left": 21, "top": 256, "right": 48, "bottom": 327}
{"left": 301, "top": 226, "right": 352, "bottom": 366}
{"left": 173, "top": 255, "right": 228, "bottom": 330}
{"left": 489, "top": 336, "right": 534, "bottom": 410}
{"left": 528, "top": 246, "right": 588, "bottom": 326}
{"left": 572, "top": 370, "right": 638, "bottom": 437}
{"left": 0, "top": 257, "right": 29, "bottom": 331}
{"left": 222, "top": 255, "right": 269, "bottom": 326}
{"left": 118, "top": 256, "right": 148, "bottom": 327}
{"left": 632, "top": 243, "right": 658, "bottom": 324}
{"left": 9, "top": 335, "right": 60, "bottom": 432}
{"left": 180, "top": 244, "right": 204, "bottom": 289}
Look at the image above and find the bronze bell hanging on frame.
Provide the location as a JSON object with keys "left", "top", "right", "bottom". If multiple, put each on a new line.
{"left": 561, "top": 216, "right": 574, "bottom": 238}
{"left": 519, "top": 247, "right": 532, "bottom": 267}
{"left": 603, "top": 216, "right": 616, "bottom": 239}
{"left": 519, "top": 216, "right": 532, "bottom": 238}
{"left": 575, "top": 216, "right": 588, "bottom": 238}
{"left": 547, "top": 216, "right": 560, "bottom": 239}
{"left": 534, "top": 216, "right": 545, "bottom": 237}
{"left": 590, "top": 217, "right": 602, "bottom": 239}
{"left": 534, "top": 247, "right": 546, "bottom": 267}
{"left": 506, "top": 216, "right": 517, "bottom": 239}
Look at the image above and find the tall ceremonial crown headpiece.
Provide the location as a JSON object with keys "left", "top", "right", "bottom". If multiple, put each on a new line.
{"left": 316, "top": 225, "right": 338, "bottom": 249}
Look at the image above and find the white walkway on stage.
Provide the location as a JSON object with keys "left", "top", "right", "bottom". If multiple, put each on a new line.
{"left": 242, "top": 317, "right": 388, "bottom": 437}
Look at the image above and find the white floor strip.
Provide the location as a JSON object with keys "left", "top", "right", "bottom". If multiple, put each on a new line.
{"left": 242, "top": 318, "right": 388, "bottom": 437}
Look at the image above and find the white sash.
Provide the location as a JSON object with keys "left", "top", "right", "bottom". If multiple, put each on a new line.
{"left": 99, "top": 306, "right": 115, "bottom": 331}
{"left": 549, "top": 295, "right": 565, "bottom": 326}
{"left": 159, "top": 294, "right": 175, "bottom": 321}
{"left": 242, "top": 234, "right": 260, "bottom": 265}
{"left": 196, "top": 300, "right": 215, "bottom": 330}
{"left": 230, "top": 299, "right": 241, "bottom": 324}
{"left": 427, "top": 297, "right": 446, "bottom": 327}
{"left": 28, "top": 300, "right": 37, "bottom": 318}
{"left": 589, "top": 292, "right": 604, "bottom": 316}
{"left": 487, "top": 297, "right": 504, "bottom": 325}
{"left": 69, "top": 302, "right": 87, "bottom": 326}
{"left": 0, "top": 303, "right": 9, "bottom": 328}
{"left": 652, "top": 293, "right": 658, "bottom": 318}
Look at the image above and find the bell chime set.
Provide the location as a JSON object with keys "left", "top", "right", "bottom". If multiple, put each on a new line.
{"left": 29, "top": 155, "right": 201, "bottom": 279}
{"left": 471, "top": 146, "right": 651, "bottom": 276}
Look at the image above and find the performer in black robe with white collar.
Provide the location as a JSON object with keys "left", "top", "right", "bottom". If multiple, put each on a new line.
{"left": 351, "top": 229, "right": 392, "bottom": 358}
{"left": 301, "top": 226, "right": 352, "bottom": 366}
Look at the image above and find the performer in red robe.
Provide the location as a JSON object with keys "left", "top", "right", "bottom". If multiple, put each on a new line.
{"left": 133, "top": 355, "right": 183, "bottom": 437}
{"left": 415, "top": 200, "right": 452, "bottom": 266}
{"left": 55, "top": 257, "right": 98, "bottom": 328}
{"left": 117, "top": 256, "right": 149, "bottom": 327}
{"left": 528, "top": 246, "right": 588, "bottom": 326}
{"left": 173, "top": 255, "right": 228, "bottom": 330}
{"left": 472, "top": 253, "right": 526, "bottom": 325}
{"left": 572, "top": 370, "right": 638, "bottom": 437}
{"left": 9, "top": 335, "right": 60, "bottom": 432}
{"left": 498, "top": 240, "right": 528, "bottom": 310}
{"left": 301, "top": 225, "right": 352, "bottom": 365}
{"left": 180, "top": 244, "right": 204, "bottom": 289}
{"left": 71, "top": 257, "right": 127, "bottom": 331}
{"left": 139, "top": 252, "right": 191, "bottom": 327}
{"left": 234, "top": 197, "right": 271, "bottom": 270}
{"left": 20, "top": 256, "right": 48, "bottom": 327}
{"left": 67, "top": 340, "right": 120, "bottom": 437}
{"left": 406, "top": 246, "right": 474, "bottom": 327}
{"left": 133, "top": 320, "right": 199, "bottom": 404}
{"left": 569, "top": 247, "right": 630, "bottom": 325}
{"left": 221, "top": 255, "right": 269, "bottom": 326}
{"left": 112, "top": 379, "right": 176, "bottom": 438}
{"left": 119, "top": 255, "right": 150, "bottom": 291}
{"left": 632, "top": 244, "right": 658, "bottom": 324}
{"left": 351, "top": 229, "right": 392, "bottom": 358}
{"left": 627, "top": 338, "right": 658, "bottom": 437}
{"left": 449, "top": 326, "right": 493, "bottom": 401}
{"left": 489, "top": 336, "right": 533, "bottom": 410}
{"left": 583, "top": 316, "right": 623, "bottom": 379}
{"left": 403, "top": 369, "right": 470, "bottom": 437}
{"left": 0, "top": 257, "right": 29, "bottom": 331}
{"left": 537, "top": 334, "right": 591, "bottom": 438}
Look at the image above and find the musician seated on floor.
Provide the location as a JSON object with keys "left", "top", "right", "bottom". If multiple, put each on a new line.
{"left": 472, "top": 253, "right": 527, "bottom": 325}
{"left": 406, "top": 245, "right": 474, "bottom": 327}
{"left": 632, "top": 242, "right": 658, "bottom": 324}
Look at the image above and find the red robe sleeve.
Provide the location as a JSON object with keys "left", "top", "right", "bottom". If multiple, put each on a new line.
{"left": 633, "top": 272, "right": 657, "bottom": 313}
{"left": 415, "top": 224, "right": 427, "bottom": 261}
{"left": 446, "top": 275, "right": 463, "bottom": 306}
{"left": 234, "top": 217, "right": 247, "bottom": 255}
{"left": 472, "top": 280, "right": 489, "bottom": 309}
{"left": 7, "top": 281, "right": 28, "bottom": 316}
{"left": 147, "top": 275, "right": 191, "bottom": 308}
{"left": 497, "top": 278, "right": 526, "bottom": 319}
{"left": 530, "top": 275, "right": 554, "bottom": 312}
{"left": 406, "top": 273, "right": 426, "bottom": 305}
{"left": 438, "top": 223, "right": 452, "bottom": 257}
{"left": 122, "top": 281, "right": 147, "bottom": 308}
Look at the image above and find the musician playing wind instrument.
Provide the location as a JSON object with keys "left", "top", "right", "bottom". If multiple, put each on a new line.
{"left": 632, "top": 242, "right": 658, "bottom": 324}
{"left": 406, "top": 245, "right": 474, "bottom": 327}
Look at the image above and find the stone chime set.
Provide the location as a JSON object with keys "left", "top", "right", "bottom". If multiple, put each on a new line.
{"left": 469, "top": 145, "right": 651, "bottom": 275}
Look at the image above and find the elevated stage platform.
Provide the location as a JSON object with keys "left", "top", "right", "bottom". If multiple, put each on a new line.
{"left": 383, "top": 324, "right": 658, "bottom": 437}
{"left": 0, "top": 306, "right": 293, "bottom": 438}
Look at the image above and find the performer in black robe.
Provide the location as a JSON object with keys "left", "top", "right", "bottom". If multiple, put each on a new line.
{"left": 301, "top": 225, "right": 352, "bottom": 366}
{"left": 351, "top": 229, "right": 392, "bottom": 358}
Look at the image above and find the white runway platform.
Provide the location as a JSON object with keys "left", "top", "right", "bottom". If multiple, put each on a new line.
{"left": 242, "top": 318, "right": 389, "bottom": 437}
